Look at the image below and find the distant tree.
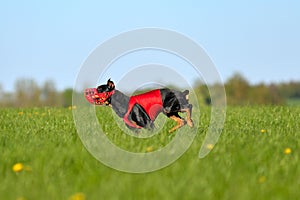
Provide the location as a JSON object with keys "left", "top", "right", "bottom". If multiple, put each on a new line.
{"left": 0, "top": 84, "right": 3, "bottom": 99}
{"left": 250, "top": 83, "right": 284, "bottom": 105}
{"left": 225, "top": 73, "right": 250, "bottom": 105}
{"left": 41, "top": 80, "right": 59, "bottom": 106}
{"left": 14, "top": 79, "right": 41, "bottom": 107}
{"left": 268, "top": 84, "right": 284, "bottom": 105}
{"left": 278, "top": 81, "right": 300, "bottom": 99}
{"left": 2, "top": 93, "right": 15, "bottom": 107}
{"left": 0, "top": 84, "right": 3, "bottom": 107}
{"left": 193, "top": 81, "right": 211, "bottom": 106}
{"left": 62, "top": 88, "right": 73, "bottom": 107}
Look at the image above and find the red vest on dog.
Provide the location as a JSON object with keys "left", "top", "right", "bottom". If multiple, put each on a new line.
{"left": 123, "top": 89, "right": 163, "bottom": 128}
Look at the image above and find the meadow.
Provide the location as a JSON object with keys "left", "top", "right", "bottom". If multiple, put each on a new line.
{"left": 0, "top": 105, "right": 299, "bottom": 200}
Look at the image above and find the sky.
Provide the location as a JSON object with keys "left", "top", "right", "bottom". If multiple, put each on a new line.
{"left": 1, "top": 0, "right": 300, "bottom": 92}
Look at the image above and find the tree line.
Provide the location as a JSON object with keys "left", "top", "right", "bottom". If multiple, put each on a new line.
{"left": 0, "top": 79, "right": 73, "bottom": 107}
{"left": 195, "top": 73, "right": 300, "bottom": 106}
{"left": 1, "top": 73, "right": 300, "bottom": 107}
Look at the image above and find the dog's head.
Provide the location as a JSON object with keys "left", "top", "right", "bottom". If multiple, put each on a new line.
{"left": 84, "top": 79, "right": 115, "bottom": 105}
{"left": 97, "top": 79, "right": 115, "bottom": 93}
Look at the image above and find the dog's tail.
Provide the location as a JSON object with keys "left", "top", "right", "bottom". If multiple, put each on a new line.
{"left": 183, "top": 90, "right": 189, "bottom": 101}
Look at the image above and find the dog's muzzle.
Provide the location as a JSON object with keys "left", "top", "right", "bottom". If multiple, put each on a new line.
{"left": 84, "top": 88, "right": 114, "bottom": 105}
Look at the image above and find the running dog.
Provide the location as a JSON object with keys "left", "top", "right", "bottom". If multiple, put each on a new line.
{"left": 84, "top": 79, "right": 194, "bottom": 133}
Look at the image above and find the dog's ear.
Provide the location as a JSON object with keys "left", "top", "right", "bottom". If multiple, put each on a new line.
{"left": 107, "top": 78, "right": 115, "bottom": 90}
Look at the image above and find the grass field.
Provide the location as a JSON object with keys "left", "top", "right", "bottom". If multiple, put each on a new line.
{"left": 0, "top": 105, "right": 299, "bottom": 200}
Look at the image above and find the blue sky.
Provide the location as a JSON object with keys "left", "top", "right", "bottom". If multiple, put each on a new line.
{"left": 1, "top": 0, "right": 300, "bottom": 92}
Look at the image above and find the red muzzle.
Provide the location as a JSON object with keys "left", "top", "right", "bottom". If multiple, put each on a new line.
{"left": 84, "top": 88, "right": 115, "bottom": 105}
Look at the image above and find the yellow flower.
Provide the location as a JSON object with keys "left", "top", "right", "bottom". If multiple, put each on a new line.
{"left": 16, "top": 197, "right": 26, "bottom": 200}
{"left": 146, "top": 146, "right": 154, "bottom": 152}
{"left": 258, "top": 176, "right": 266, "bottom": 183}
{"left": 69, "top": 193, "right": 85, "bottom": 200}
{"left": 12, "top": 163, "right": 24, "bottom": 172}
{"left": 284, "top": 148, "right": 292, "bottom": 155}
{"left": 69, "top": 106, "right": 77, "bottom": 110}
{"left": 261, "top": 129, "right": 266, "bottom": 133}
{"left": 206, "top": 144, "right": 214, "bottom": 150}
{"left": 18, "top": 111, "right": 24, "bottom": 116}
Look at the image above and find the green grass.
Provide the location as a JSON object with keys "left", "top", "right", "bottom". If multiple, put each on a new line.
{"left": 0, "top": 106, "right": 299, "bottom": 200}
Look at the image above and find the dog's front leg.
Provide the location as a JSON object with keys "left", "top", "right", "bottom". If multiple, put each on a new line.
{"left": 181, "top": 104, "right": 194, "bottom": 128}
{"left": 123, "top": 99, "right": 142, "bottom": 129}
{"left": 123, "top": 113, "right": 142, "bottom": 129}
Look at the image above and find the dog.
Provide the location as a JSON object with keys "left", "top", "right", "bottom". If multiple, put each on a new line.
{"left": 84, "top": 79, "right": 194, "bottom": 133}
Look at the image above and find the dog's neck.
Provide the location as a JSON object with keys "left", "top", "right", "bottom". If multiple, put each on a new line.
{"left": 109, "top": 90, "right": 130, "bottom": 118}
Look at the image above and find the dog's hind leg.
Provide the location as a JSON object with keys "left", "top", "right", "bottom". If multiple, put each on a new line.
{"left": 181, "top": 91, "right": 194, "bottom": 128}
{"left": 168, "top": 113, "right": 186, "bottom": 133}
{"left": 180, "top": 104, "right": 194, "bottom": 128}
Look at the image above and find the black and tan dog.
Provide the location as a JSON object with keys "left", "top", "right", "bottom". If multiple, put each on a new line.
{"left": 84, "top": 79, "right": 194, "bottom": 133}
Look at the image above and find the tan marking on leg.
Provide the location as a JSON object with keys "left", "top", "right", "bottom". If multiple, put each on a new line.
{"left": 180, "top": 107, "right": 194, "bottom": 128}
{"left": 169, "top": 116, "right": 186, "bottom": 133}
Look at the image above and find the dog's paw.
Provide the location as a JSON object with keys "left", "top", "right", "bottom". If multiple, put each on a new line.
{"left": 187, "top": 119, "right": 194, "bottom": 128}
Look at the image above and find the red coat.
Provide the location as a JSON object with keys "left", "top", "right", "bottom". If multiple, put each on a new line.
{"left": 123, "top": 89, "right": 163, "bottom": 128}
